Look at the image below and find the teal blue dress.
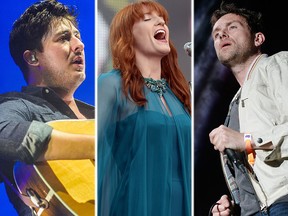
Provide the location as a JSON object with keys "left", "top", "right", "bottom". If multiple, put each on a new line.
{"left": 98, "top": 69, "right": 191, "bottom": 216}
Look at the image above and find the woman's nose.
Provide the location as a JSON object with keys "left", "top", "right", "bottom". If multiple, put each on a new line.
{"left": 155, "top": 18, "right": 165, "bottom": 26}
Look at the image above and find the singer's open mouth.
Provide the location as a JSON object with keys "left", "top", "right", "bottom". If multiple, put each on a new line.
{"left": 154, "top": 29, "right": 166, "bottom": 41}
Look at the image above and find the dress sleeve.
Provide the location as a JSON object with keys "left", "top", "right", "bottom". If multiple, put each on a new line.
{"left": 97, "top": 72, "right": 119, "bottom": 143}
{"left": 97, "top": 71, "right": 121, "bottom": 216}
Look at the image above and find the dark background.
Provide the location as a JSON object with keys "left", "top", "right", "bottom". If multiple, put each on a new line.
{"left": 194, "top": 0, "right": 288, "bottom": 215}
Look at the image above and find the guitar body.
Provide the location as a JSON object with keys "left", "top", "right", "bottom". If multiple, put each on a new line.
{"left": 13, "top": 119, "right": 95, "bottom": 216}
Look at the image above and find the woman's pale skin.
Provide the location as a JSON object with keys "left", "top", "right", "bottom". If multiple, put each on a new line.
{"left": 132, "top": 7, "right": 170, "bottom": 80}
{"left": 132, "top": 7, "right": 172, "bottom": 115}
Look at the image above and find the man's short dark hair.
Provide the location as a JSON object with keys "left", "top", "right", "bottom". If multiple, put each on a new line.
{"left": 210, "top": 3, "right": 264, "bottom": 35}
{"left": 9, "top": 0, "right": 78, "bottom": 81}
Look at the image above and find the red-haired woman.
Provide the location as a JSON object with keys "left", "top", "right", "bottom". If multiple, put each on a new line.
{"left": 98, "top": 1, "right": 191, "bottom": 215}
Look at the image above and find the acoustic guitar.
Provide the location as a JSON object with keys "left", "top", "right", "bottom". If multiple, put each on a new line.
{"left": 13, "top": 119, "right": 95, "bottom": 216}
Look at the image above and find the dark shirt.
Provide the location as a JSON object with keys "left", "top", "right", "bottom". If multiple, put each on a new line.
{"left": 0, "top": 86, "right": 94, "bottom": 215}
{"left": 227, "top": 91, "right": 261, "bottom": 215}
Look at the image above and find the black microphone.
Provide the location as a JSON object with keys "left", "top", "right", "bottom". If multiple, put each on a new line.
{"left": 183, "top": 42, "right": 191, "bottom": 57}
{"left": 225, "top": 148, "right": 245, "bottom": 173}
{"left": 223, "top": 115, "right": 246, "bottom": 173}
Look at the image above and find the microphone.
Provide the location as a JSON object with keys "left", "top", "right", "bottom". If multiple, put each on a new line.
{"left": 225, "top": 148, "right": 246, "bottom": 173}
{"left": 183, "top": 42, "right": 191, "bottom": 57}
{"left": 223, "top": 107, "right": 246, "bottom": 173}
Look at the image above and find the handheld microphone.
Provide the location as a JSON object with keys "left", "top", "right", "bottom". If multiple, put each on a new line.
{"left": 225, "top": 148, "right": 246, "bottom": 173}
{"left": 223, "top": 115, "right": 246, "bottom": 173}
{"left": 183, "top": 42, "right": 191, "bottom": 57}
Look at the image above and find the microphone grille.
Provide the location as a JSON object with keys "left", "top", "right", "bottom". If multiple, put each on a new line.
{"left": 183, "top": 42, "right": 192, "bottom": 57}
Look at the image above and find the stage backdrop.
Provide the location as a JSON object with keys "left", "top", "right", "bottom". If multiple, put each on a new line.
{"left": 0, "top": 0, "right": 190, "bottom": 214}
{"left": 0, "top": 0, "right": 94, "bottom": 214}
{"left": 97, "top": 0, "right": 191, "bottom": 81}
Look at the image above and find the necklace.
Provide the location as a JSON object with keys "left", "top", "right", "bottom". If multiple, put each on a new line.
{"left": 144, "top": 77, "right": 167, "bottom": 97}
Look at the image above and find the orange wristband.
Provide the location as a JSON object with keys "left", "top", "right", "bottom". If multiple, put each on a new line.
{"left": 244, "top": 133, "right": 253, "bottom": 154}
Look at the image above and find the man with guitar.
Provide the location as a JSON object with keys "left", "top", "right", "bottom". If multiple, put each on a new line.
{"left": 0, "top": 0, "right": 95, "bottom": 215}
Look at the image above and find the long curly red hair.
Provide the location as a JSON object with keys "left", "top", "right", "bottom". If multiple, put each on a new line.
{"left": 109, "top": 0, "right": 191, "bottom": 114}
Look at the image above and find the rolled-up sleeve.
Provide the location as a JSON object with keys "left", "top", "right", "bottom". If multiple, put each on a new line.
{"left": 18, "top": 120, "right": 53, "bottom": 164}
{"left": 0, "top": 96, "right": 54, "bottom": 163}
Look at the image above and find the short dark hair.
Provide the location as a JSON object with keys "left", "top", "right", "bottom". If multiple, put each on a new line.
{"left": 9, "top": 0, "right": 78, "bottom": 80}
{"left": 210, "top": 3, "right": 264, "bottom": 34}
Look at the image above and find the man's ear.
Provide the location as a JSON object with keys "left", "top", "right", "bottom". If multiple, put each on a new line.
{"left": 23, "top": 50, "right": 39, "bottom": 65}
{"left": 254, "top": 32, "right": 265, "bottom": 47}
